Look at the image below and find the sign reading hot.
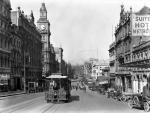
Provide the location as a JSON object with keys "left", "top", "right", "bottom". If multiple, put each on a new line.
{"left": 132, "top": 14, "right": 150, "bottom": 36}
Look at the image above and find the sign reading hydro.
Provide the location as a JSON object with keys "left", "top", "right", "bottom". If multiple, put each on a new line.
{"left": 132, "top": 14, "right": 150, "bottom": 36}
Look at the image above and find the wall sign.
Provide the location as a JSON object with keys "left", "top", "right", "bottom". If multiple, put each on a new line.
{"left": 132, "top": 14, "right": 150, "bottom": 36}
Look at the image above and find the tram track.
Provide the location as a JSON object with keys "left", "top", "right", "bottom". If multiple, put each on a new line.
{"left": 41, "top": 104, "right": 55, "bottom": 113}
{"left": 42, "top": 103, "right": 61, "bottom": 113}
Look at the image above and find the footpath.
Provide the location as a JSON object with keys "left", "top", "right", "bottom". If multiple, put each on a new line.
{"left": 0, "top": 90, "right": 26, "bottom": 98}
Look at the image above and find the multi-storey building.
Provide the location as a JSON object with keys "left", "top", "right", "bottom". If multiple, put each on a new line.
{"left": 11, "top": 7, "right": 42, "bottom": 90}
{"left": 10, "top": 25, "right": 22, "bottom": 91}
{"left": 108, "top": 42, "right": 116, "bottom": 88}
{"left": 50, "top": 44, "right": 57, "bottom": 73}
{"left": 83, "top": 58, "right": 97, "bottom": 79}
{"left": 113, "top": 5, "right": 150, "bottom": 93}
{"left": 54, "top": 47, "right": 63, "bottom": 73}
{"left": 91, "top": 62, "right": 109, "bottom": 80}
{"left": 37, "top": 3, "right": 51, "bottom": 77}
{"left": 83, "top": 61, "right": 92, "bottom": 78}
{"left": 0, "top": 0, "right": 12, "bottom": 92}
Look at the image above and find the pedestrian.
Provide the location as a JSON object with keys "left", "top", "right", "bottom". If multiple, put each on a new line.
{"left": 84, "top": 87, "right": 86, "bottom": 92}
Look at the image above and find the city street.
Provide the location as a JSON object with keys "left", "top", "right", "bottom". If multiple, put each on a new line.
{"left": 0, "top": 89, "right": 145, "bottom": 113}
{"left": 1, "top": 0, "right": 150, "bottom": 113}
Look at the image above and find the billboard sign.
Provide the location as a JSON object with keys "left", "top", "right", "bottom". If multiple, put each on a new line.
{"left": 132, "top": 14, "right": 150, "bottom": 36}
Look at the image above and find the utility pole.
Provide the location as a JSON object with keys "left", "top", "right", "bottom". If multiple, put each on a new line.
{"left": 97, "top": 48, "right": 98, "bottom": 60}
{"left": 24, "top": 51, "right": 26, "bottom": 93}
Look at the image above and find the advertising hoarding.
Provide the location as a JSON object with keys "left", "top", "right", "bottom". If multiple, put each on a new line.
{"left": 132, "top": 14, "right": 150, "bottom": 36}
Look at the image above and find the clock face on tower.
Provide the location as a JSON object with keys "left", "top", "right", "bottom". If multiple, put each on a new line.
{"left": 41, "top": 25, "right": 46, "bottom": 30}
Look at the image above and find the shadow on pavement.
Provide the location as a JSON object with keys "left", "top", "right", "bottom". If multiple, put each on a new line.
{"left": 71, "top": 95, "right": 80, "bottom": 101}
{"left": 47, "top": 95, "right": 80, "bottom": 104}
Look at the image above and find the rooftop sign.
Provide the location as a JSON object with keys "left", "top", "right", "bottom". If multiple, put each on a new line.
{"left": 132, "top": 14, "right": 150, "bottom": 36}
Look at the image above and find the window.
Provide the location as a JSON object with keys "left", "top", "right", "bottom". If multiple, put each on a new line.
{"left": 42, "top": 43, "right": 44, "bottom": 50}
{"left": 43, "top": 12, "right": 46, "bottom": 17}
{"left": 0, "top": 38, "right": 1, "bottom": 48}
{"left": 43, "top": 36, "right": 45, "bottom": 40}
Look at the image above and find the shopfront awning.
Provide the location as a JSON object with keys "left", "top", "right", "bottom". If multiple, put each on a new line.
{"left": 46, "top": 75, "right": 68, "bottom": 79}
{"left": 115, "top": 72, "right": 130, "bottom": 75}
{"left": 99, "top": 81, "right": 109, "bottom": 84}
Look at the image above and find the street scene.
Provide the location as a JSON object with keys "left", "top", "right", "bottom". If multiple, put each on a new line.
{"left": 1, "top": 0, "right": 150, "bottom": 113}
{"left": 0, "top": 85, "right": 146, "bottom": 113}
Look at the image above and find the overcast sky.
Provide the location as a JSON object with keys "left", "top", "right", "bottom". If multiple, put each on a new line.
{"left": 11, "top": 0, "right": 150, "bottom": 64}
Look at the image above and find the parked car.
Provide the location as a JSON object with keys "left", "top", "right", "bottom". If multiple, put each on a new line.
{"left": 105, "top": 88, "right": 116, "bottom": 98}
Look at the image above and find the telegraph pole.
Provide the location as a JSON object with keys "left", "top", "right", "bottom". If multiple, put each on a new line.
{"left": 24, "top": 51, "right": 26, "bottom": 93}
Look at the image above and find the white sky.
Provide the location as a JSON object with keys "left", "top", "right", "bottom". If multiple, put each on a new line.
{"left": 11, "top": 0, "right": 150, "bottom": 64}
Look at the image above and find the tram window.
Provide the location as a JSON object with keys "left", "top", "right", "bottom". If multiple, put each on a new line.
{"left": 143, "top": 75, "right": 147, "bottom": 81}
{"left": 137, "top": 75, "right": 139, "bottom": 80}
{"left": 148, "top": 75, "right": 150, "bottom": 83}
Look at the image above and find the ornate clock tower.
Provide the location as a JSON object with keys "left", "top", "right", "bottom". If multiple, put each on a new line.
{"left": 37, "top": 3, "right": 51, "bottom": 77}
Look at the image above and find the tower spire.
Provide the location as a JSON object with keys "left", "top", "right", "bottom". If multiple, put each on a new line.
{"left": 40, "top": 2, "right": 47, "bottom": 19}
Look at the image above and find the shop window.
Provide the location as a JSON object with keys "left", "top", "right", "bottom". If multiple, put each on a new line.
{"left": 128, "top": 77, "right": 132, "bottom": 88}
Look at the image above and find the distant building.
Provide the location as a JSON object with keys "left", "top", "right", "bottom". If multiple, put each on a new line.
{"left": 50, "top": 44, "right": 57, "bottom": 73}
{"left": 91, "top": 62, "right": 109, "bottom": 80}
{"left": 83, "top": 61, "right": 92, "bottom": 78}
{"left": 83, "top": 58, "right": 109, "bottom": 80}
{"left": 54, "top": 47, "right": 63, "bottom": 73}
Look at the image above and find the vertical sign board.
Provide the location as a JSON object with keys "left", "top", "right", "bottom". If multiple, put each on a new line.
{"left": 132, "top": 14, "right": 150, "bottom": 36}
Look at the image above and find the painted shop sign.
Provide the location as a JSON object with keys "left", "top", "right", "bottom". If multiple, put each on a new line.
{"left": 99, "top": 81, "right": 108, "bottom": 84}
{"left": 132, "top": 14, "right": 150, "bottom": 36}
{"left": 0, "top": 74, "right": 10, "bottom": 85}
{"left": 119, "top": 67, "right": 150, "bottom": 72}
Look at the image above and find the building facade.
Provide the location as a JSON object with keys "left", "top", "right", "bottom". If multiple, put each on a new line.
{"left": 91, "top": 62, "right": 109, "bottom": 80}
{"left": 10, "top": 25, "right": 22, "bottom": 91}
{"left": 11, "top": 7, "right": 42, "bottom": 90}
{"left": 37, "top": 3, "right": 51, "bottom": 77}
{"left": 0, "top": 0, "right": 12, "bottom": 92}
{"left": 113, "top": 5, "right": 150, "bottom": 93}
{"left": 50, "top": 44, "right": 57, "bottom": 73}
{"left": 54, "top": 47, "right": 63, "bottom": 73}
{"left": 108, "top": 42, "right": 116, "bottom": 88}
{"left": 83, "top": 61, "right": 92, "bottom": 78}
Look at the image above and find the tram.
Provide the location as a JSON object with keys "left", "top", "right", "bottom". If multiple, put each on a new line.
{"left": 45, "top": 73, "right": 71, "bottom": 103}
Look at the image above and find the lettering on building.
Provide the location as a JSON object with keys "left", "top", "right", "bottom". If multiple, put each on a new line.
{"left": 132, "top": 14, "right": 150, "bottom": 36}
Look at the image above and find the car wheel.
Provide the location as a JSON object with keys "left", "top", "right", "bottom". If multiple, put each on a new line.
{"left": 144, "top": 102, "right": 150, "bottom": 112}
{"left": 128, "top": 100, "right": 134, "bottom": 109}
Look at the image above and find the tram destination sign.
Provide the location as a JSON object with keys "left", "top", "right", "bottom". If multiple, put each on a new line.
{"left": 132, "top": 14, "right": 150, "bottom": 36}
